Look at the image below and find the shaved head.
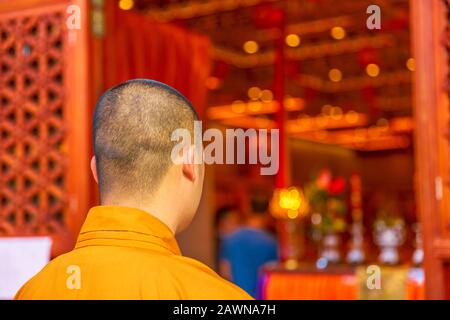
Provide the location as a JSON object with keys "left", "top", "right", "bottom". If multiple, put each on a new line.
{"left": 93, "top": 79, "right": 199, "bottom": 201}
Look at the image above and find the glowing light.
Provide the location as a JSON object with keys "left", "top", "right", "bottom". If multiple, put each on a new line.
{"left": 119, "top": 0, "right": 134, "bottom": 10}
{"left": 270, "top": 187, "right": 309, "bottom": 219}
{"left": 330, "top": 106, "right": 343, "bottom": 120}
{"left": 406, "top": 58, "right": 415, "bottom": 71}
{"left": 366, "top": 63, "right": 380, "bottom": 77}
{"left": 247, "top": 86, "right": 261, "bottom": 100}
{"left": 355, "top": 128, "right": 367, "bottom": 139}
{"left": 287, "top": 210, "right": 299, "bottom": 219}
{"left": 243, "top": 40, "right": 259, "bottom": 54}
{"left": 328, "top": 68, "right": 342, "bottom": 82}
{"left": 205, "top": 76, "right": 221, "bottom": 90}
{"left": 297, "top": 114, "right": 313, "bottom": 128}
{"left": 256, "top": 117, "right": 271, "bottom": 128}
{"left": 285, "top": 34, "right": 301, "bottom": 47}
{"left": 316, "top": 116, "right": 329, "bottom": 128}
{"left": 285, "top": 97, "right": 305, "bottom": 110}
{"left": 285, "top": 259, "right": 298, "bottom": 270}
{"left": 321, "top": 104, "right": 332, "bottom": 115}
{"left": 345, "top": 111, "right": 360, "bottom": 124}
{"left": 391, "top": 117, "right": 413, "bottom": 132}
{"left": 248, "top": 101, "right": 262, "bottom": 112}
{"left": 368, "top": 125, "right": 381, "bottom": 138}
{"left": 331, "top": 26, "right": 346, "bottom": 40}
{"left": 377, "top": 118, "right": 389, "bottom": 131}
{"left": 260, "top": 89, "right": 273, "bottom": 102}
{"left": 231, "top": 100, "right": 245, "bottom": 114}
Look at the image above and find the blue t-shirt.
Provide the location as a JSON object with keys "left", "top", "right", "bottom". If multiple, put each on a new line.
{"left": 220, "top": 227, "right": 278, "bottom": 297}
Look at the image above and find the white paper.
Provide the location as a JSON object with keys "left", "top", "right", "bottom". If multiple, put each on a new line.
{"left": 0, "top": 237, "right": 52, "bottom": 300}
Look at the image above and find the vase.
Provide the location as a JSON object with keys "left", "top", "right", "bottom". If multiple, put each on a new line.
{"left": 318, "top": 232, "right": 341, "bottom": 264}
{"left": 374, "top": 222, "right": 405, "bottom": 265}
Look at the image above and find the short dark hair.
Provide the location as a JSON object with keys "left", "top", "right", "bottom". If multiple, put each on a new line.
{"left": 93, "top": 79, "right": 198, "bottom": 200}
{"left": 250, "top": 195, "right": 269, "bottom": 215}
{"left": 215, "top": 206, "right": 239, "bottom": 227}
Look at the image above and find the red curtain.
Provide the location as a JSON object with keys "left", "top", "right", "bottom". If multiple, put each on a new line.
{"left": 103, "top": 5, "right": 211, "bottom": 117}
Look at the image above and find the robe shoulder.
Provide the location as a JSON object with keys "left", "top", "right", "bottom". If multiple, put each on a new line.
{"left": 14, "top": 246, "right": 252, "bottom": 300}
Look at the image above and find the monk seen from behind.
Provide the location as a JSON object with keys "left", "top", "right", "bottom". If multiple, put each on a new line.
{"left": 15, "top": 79, "right": 252, "bottom": 300}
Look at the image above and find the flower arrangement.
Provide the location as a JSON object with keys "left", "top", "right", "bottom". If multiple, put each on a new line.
{"left": 305, "top": 169, "right": 348, "bottom": 234}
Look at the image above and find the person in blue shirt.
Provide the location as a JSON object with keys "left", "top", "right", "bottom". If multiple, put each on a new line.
{"left": 219, "top": 196, "right": 278, "bottom": 297}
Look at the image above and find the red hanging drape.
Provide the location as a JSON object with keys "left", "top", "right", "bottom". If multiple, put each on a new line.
{"left": 103, "top": 5, "right": 211, "bottom": 117}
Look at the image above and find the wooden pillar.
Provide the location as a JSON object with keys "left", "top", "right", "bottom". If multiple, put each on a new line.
{"left": 273, "top": 10, "right": 290, "bottom": 188}
{"left": 65, "top": 0, "right": 93, "bottom": 245}
{"left": 411, "top": 0, "right": 449, "bottom": 299}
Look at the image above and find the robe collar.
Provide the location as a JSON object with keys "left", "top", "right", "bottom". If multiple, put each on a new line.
{"left": 75, "top": 206, "right": 181, "bottom": 255}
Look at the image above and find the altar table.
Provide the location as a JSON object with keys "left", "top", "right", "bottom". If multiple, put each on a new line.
{"left": 258, "top": 263, "right": 424, "bottom": 300}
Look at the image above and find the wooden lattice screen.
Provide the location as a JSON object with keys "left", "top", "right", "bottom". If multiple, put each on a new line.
{"left": 0, "top": 0, "right": 91, "bottom": 256}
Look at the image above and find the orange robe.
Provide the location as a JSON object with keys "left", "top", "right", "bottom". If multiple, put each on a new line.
{"left": 15, "top": 206, "right": 252, "bottom": 300}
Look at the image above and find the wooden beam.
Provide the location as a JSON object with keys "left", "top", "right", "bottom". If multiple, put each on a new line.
{"left": 0, "top": 0, "right": 64, "bottom": 13}
{"left": 293, "top": 70, "right": 411, "bottom": 93}
{"left": 145, "top": 0, "right": 278, "bottom": 21}
{"left": 213, "top": 34, "right": 396, "bottom": 67}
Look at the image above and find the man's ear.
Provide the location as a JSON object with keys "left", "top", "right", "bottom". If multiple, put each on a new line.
{"left": 181, "top": 145, "right": 196, "bottom": 182}
{"left": 90, "top": 156, "right": 98, "bottom": 184}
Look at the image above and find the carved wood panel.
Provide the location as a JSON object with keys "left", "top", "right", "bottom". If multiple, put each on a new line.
{"left": 0, "top": 7, "right": 68, "bottom": 235}
{"left": 0, "top": 1, "right": 92, "bottom": 256}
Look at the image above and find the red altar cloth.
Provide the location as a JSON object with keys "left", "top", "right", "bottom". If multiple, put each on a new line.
{"left": 259, "top": 264, "right": 425, "bottom": 300}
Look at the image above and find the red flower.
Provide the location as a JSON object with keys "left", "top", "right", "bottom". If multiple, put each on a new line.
{"left": 317, "top": 169, "right": 332, "bottom": 190}
{"left": 329, "top": 177, "right": 346, "bottom": 195}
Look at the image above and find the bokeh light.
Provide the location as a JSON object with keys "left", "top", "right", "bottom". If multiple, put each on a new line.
{"left": 118, "top": 0, "right": 134, "bottom": 10}
{"left": 248, "top": 86, "right": 261, "bottom": 100}
{"left": 366, "top": 63, "right": 380, "bottom": 77}
{"left": 406, "top": 58, "right": 415, "bottom": 71}
{"left": 243, "top": 40, "right": 259, "bottom": 54}
{"left": 330, "top": 26, "right": 346, "bottom": 40}
{"left": 328, "top": 68, "right": 342, "bottom": 82}
{"left": 285, "top": 34, "right": 301, "bottom": 47}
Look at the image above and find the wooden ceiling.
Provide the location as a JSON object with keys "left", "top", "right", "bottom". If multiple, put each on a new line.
{"left": 131, "top": 0, "right": 413, "bottom": 151}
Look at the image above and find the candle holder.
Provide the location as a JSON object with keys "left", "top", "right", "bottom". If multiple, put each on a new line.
{"left": 346, "top": 221, "right": 366, "bottom": 264}
{"left": 412, "top": 223, "right": 424, "bottom": 266}
{"left": 319, "top": 231, "right": 342, "bottom": 264}
{"left": 270, "top": 187, "right": 309, "bottom": 264}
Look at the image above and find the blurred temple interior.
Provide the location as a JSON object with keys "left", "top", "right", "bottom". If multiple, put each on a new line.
{"left": 0, "top": 0, "right": 449, "bottom": 299}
